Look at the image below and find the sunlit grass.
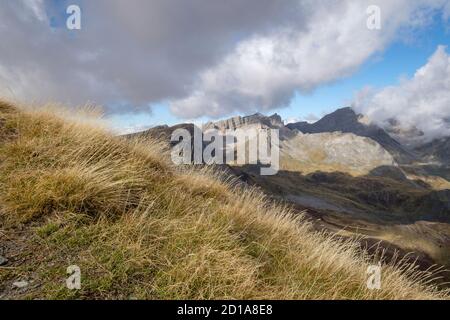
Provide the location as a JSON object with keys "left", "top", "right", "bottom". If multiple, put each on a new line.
{"left": 0, "top": 100, "right": 448, "bottom": 300}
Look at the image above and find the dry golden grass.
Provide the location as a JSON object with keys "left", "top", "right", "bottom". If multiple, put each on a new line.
{"left": 0, "top": 100, "right": 448, "bottom": 300}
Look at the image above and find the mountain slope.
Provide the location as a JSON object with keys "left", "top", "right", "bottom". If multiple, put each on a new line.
{"left": 287, "top": 107, "right": 418, "bottom": 164}
{"left": 0, "top": 100, "right": 447, "bottom": 300}
{"left": 415, "top": 137, "right": 450, "bottom": 165}
{"left": 281, "top": 131, "right": 395, "bottom": 175}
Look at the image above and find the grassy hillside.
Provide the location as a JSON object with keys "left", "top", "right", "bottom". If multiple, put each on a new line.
{"left": 0, "top": 100, "right": 448, "bottom": 299}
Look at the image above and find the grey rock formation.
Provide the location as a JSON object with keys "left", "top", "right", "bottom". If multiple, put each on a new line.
{"left": 12, "top": 280, "right": 28, "bottom": 289}
{"left": 0, "top": 255, "right": 8, "bottom": 266}
{"left": 203, "top": 112, "right": 296, "bottom": 141}
{"left": 287, "top": 107, "right": 418, "bottom": 164}
{"left": 204, "top": 112, "right": 284, "bottom": 131}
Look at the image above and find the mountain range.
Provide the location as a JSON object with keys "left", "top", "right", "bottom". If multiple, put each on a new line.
{"left": 287, "top": 107, "right": 418, "bottom": 164}
{"left": 130, "top": 106, "right": 450, "bottom": 281}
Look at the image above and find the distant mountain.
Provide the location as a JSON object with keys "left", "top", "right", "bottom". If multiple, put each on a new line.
{"left": 287, "top": 107, "right": 418, "bottom": 164}
{"left": 281, "top": 131, "right": 395, "bottom": 175}
{"left": 129, "top": 123, "right": 196, "bottom": 143}
{"left": 415, "top": 137, "right": 450, "bottom": 165}
{"left": 126, "top": 123, "right": 205, "bottom": 163}
{"left": 203, "top": 112, "right": 295, "bottom": 139}
{"left": 125, "top": 106, "right": 450, "bottom": 275}
{"left": 130, "top": 109, "right": 399, "bottom": 176}
{"left": 384, "top": 118, "right": 425, "bottom": 147}
{"left": 127, "top": 106, "right": 450, "bottom": 179}
{"left": 204, "top": 112, "right": 284, "bottom": 131}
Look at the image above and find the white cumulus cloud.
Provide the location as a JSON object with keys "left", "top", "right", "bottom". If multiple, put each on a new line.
{"left": 353, "top": 45, "right": 450, "bottom": 143}
{"left": 170, "top": 0, "right": 450, "bottom": 118}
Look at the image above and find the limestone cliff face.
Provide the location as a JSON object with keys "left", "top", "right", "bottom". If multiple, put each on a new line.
{"left": 204, "top": 113, "right": 283, "bottom": 131}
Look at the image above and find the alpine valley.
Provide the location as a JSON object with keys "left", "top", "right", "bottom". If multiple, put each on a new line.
{"left": 131, "top": 107, "right": 450, "bottom": 284}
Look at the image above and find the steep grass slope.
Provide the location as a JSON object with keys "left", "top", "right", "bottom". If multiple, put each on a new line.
{"left": 0, "top": 100, "right": 447, "bottom": 299}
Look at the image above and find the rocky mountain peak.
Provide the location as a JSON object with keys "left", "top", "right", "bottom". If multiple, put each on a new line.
{"left": 203, "top": 112, "right": 284, "bottom": 131}
{"left": 287, "top": 107, "right": 418, "bottom": 164}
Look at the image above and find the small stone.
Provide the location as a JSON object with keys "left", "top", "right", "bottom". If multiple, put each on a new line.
{"left": 13, "top": 280, "right": 29, "bottom": 289}
{"left": 0, "top": 255, "right": 8, "bottom": 266}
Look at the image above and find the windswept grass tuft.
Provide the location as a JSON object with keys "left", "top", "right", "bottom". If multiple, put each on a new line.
{"left": 0, "top": 100, "right": 448, "bottom": 300}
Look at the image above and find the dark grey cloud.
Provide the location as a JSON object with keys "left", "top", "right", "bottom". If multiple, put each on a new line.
{"left": 0, "top": 0, "right": 449, "bottom": 119}
{"left": 0, "top": 0, "right": 305, "bottom": 112}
